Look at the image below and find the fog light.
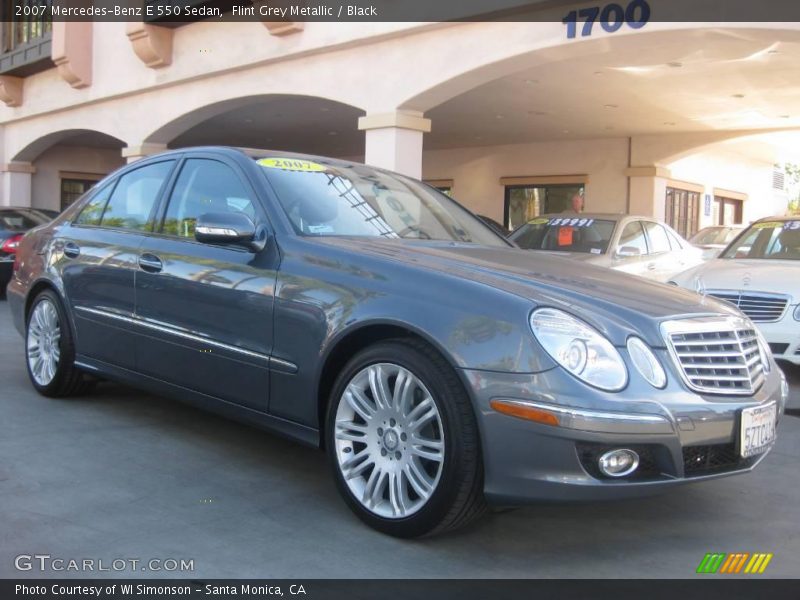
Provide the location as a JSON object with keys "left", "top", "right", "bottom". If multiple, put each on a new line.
{"left": 598, "top": 449, "right": 639, "bottom": 477}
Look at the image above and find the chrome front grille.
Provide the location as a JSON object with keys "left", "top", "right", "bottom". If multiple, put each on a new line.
{"left": 662, "top": 317, "right": 765, "bottom": 395}
{"left": 705, "top": 290, "right": 789, "bottom": 323}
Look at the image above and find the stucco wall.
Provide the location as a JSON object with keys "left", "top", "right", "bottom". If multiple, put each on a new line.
{"left": 30, "top": 146, "right": 125, "bottom": 211}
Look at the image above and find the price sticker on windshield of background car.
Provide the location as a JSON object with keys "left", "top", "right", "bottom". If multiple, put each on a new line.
{"left": 753, "top": 221, "right": 782, "bottom": 229}
{"left": 558, "top": 226, "right": 575, "bottom": 246}
{"left": 258, "top": 157, "right": 327, "bottom": 172}
{"left": 549, "top": 217, "right": 594, "bottom": 227}
{"left": 783, "top": 221, "right": 800, "bottom": 231}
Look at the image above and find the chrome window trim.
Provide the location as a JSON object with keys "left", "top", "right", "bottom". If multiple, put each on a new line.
{"left": 661, "top": 315, "right": 763, "bottom": 396}
{"left": 74, "top": 305, "right": 297, "bottom": 374}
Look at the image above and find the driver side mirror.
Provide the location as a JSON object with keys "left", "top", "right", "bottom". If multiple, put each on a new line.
{"left": 616, "top": 245, "right": 642, "bottom": 258}
{"left": 195, "top": 212, "right": 267, "bottom": 253}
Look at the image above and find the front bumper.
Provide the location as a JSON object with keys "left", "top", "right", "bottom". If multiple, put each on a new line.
{"left": 461, "top": 354, "right": 785, "bottom": 505}
{"left": 756, "top": 312, "right": 800, "bottom": 366}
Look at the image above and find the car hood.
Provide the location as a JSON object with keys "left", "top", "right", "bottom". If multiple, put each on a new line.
{"left": 320, "top": 238, "right": 737, "bottom": 345}
{"left": 672, "top": 258, "right": 800, "bottom": 302}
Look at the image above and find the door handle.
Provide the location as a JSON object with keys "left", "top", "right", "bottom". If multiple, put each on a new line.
{"left": 138, "top": 253, "right": 163, "bottom": 273}
{"left": 63, "top": 242, "right": 80, "bottom": 259}
{"left": 647, "top": 262, "right": 656, "bottom": 270}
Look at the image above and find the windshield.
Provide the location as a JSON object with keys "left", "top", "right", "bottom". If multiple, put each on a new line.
{"left": 0, "top": 209, "right": 51, "bottom": 231}
{"left": 690, "top": 227, "right": 740, "bottom": 246}
{"left": 721, "top": 220, "right": 800, "bottom": 260}
{"left": 258, "top": 157, "right": 507, "bottom": 246}
{"left": 509, "top": 217, "right": 616, "bottom": 254}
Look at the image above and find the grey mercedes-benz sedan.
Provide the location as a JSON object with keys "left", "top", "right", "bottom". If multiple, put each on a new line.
{"left": 7, "top": 147, "right": 788, "bottom": 537}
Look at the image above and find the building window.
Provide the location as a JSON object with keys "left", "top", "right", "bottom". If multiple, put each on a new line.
{"left": 665, "top": 187, "right": 700, "bottom": 239}
{"left": 712, "top": 196, "right": 743, "bottom": 226}
{"left": 60, "top": 178, "right": 101, "bottom": 211}
{"left": 1, "top": 0, "right": 52, "bottom": 53}
{"left": 504, "top": 184, "right": 584, "bottom": 230}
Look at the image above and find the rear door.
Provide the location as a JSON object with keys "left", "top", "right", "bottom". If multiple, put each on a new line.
{"left": 133, "top": 155, "right": 278, "bottom": 412}
{"left": 60, "top": 159, "right": 176, "bottom": 369}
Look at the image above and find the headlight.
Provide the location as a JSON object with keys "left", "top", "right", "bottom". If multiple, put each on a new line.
{"left": 793, "top": 305, "right": 800, "bottom": 322}
{"left": 627, "top": 336, "right": 667, "bottom": 389}
{"left": 530, "top": 308, "right": 627, "bottom": 391}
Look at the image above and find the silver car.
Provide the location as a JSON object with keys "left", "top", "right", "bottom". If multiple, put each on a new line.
{"left": 510, "top": 213, "right": 705, "bottom": 282}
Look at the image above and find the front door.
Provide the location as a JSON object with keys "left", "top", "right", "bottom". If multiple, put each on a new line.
{"left": 133, "top": 156, "right": 277, "bottom": 412}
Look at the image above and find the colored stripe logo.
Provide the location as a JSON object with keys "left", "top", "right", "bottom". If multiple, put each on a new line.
{"left": 696, "top": 553, "right": 773, "bottom": 574}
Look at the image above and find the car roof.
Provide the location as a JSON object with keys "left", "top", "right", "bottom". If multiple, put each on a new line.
{"left": 537, "top": 212, "right": 649, "bottom": 220}
{"left": 753, "top": 215, "right": 799, "bottom": 222}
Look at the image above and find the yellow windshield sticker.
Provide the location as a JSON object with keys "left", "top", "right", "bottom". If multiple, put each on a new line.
{"left": 258, "top": 157, "right": 326, "bottom": 172}
{"left": 528, "top": 218, "right": 549, "bottom": 225}
{"left": 754, "top": 221, "right": 781, "bottom": 229}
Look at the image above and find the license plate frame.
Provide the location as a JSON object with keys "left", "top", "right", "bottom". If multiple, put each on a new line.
{"left": 739, "top": 402, "right": 777, "bottom": 458}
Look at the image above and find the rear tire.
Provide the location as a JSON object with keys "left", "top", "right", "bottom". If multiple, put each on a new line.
{"left": 25, "top": 289, "right": 93, "bottom": 397}
{"left": 326, "top": 338, "right": 486, "bottom": 537}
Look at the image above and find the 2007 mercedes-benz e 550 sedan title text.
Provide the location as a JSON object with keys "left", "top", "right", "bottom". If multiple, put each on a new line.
{"left": 8, "top": 148, "right": 787, "bottom": 537}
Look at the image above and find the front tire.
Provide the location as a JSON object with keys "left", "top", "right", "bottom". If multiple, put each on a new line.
{"left": 326, "top": 338, "right": 486, "bottom": 537}
{"left": 25, "top": 289, "right": 93, "bottom": 397}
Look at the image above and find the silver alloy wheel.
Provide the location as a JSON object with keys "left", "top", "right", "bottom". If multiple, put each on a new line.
{"left": 334, "top": 363, "right": 445, "bottom": 519}
{"left": 27, "top": 299, "right": 61, "bottom": 386}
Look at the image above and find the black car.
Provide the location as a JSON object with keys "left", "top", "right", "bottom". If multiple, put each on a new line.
{"left": 0, "top": 207, "right": 55, "bottom": 297}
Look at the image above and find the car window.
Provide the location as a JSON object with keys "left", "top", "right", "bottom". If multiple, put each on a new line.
{"left": 99, "top": 161, "right": 174, "bottom": 231}
{"left": 722, "top": 220, "right": 800, "bottom": 260}
{"left": 161, "top": 159, "right": 257, "bottom": 238}
{"left": 666, "top": 228, "right": 685, "bottom": 250}
{"left": 510, "top": 217, "right": 616, "bottom": 254}
{"left": 74, "top": 184, "right": 115, "bottom": 226}
{"left": 0, "top": 209, "right": 50, "bottom": 231}
{"left": 642, "top": 221, "right": 671, "bottom": 254}
{"left": 617, "top": 221, "right": 648, "bottom": 255}
{"left": 260, "top": 157, "right": 506, "bottom": 246}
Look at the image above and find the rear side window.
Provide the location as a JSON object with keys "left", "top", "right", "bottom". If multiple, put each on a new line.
{"left": 0, "top": 209, "right": 49, "bottom": 231}
{"left": 74, "top": 185, "right": 114, "bottom": 226}
{"left": 99, "top": 161, "right": 174, "bottom": 231}
{"left": 161, "top": 159, "right": 256, "bottom": 238}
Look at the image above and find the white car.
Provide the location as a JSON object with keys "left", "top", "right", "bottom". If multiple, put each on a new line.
{"left": 671, "top": 216, "right": 800, "bottom": 367}
{"left": 509, "top": 213, "right": 705, "bottom": 282}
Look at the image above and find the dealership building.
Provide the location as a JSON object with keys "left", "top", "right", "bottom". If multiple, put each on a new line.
{"left": 0, "top": 15, "right": 797, "bottom": 237}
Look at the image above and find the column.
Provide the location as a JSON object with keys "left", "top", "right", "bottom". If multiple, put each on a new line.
{"left": 0, "top": 162, "right": 35, "bottom": 207}
{"left": 358, "top": 110, "right": 431, "bottom": 179}
{"left": 121, "top": 143, "right": 169, "bottom": 164}
{"left": 625, "top": 166, "right": 670, "bottom": 217}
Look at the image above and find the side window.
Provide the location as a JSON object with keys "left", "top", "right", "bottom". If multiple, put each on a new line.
{"left": 665, "top": 228, "right": 685, "bottom": 251}
{"left": 161, "top": 159, "right": 256, "bottom": 238}
{"left": 618, "top": 221, "right": 648, "bottom": 255}
{"left": 642, "top": 221, "right": 671, "bottom": 254}
{"left": 99, "top": 161, "right": 174, "bottom": 231}
{"left": 74, "top": 184, "right": 114, "bottom": 226}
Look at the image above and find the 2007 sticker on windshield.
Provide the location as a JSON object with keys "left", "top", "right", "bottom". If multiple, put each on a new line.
{"left": 258, "top": 157, "right": 327, "bottom": 172}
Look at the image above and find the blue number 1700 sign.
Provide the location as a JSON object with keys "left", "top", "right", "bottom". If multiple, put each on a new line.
{"left": 563, "top": 0, "right": 650, "bottom": 39}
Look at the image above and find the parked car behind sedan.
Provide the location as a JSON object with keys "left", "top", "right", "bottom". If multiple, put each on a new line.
{"left": 7, "top": 148, "right": 787, "bottom": 537}
{"left": 671, "top": 216, "right": 800, "bottom": 369}
{"left": 0, "top": 207, "right": 56, "bottom": 297}
{"left": 689, "top": 225, "right": 745, "bottom": 259}
{"left": 509, "top": 213, "right": 704, "bottom": 282}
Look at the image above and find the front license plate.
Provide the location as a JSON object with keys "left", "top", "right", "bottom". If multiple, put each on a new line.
{"left": 740, "top": 403, "right": 777, "bottom": 458}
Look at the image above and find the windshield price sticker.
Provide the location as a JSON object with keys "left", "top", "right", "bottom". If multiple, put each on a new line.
{"left": 548, "top": 217, "right": 595, "bottom": 227}
{"left": 783, "top": 221, "right": 800, "bottom": 230}
{"left": 753, "top": 221, "right": 782, "bottom": 229}
{"left": 258, "top": 158, "right": 326, "bottom": 172}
